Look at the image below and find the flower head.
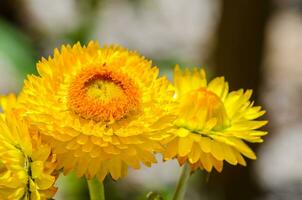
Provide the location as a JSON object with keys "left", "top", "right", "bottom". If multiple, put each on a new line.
{"left": 19, "top": 42, "right": 175, "bottom": 181}
{"left": 163, "top": 66, "right": 267, "bottom": 172}
{"left": 0, "top": 95, "right": 57, "bottom": 200}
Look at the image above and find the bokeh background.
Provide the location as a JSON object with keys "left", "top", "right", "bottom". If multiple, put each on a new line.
{"left": 1, "top": 0, "right": 301, "bottom": 199}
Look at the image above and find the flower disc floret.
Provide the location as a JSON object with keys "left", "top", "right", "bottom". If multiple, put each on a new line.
{"left": 68, "top": 67, "right": 140, "bottom": 122}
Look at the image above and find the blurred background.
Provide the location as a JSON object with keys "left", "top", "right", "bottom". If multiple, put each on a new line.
{"left": 0, "top": 0, "right": 301, "bottom": 199}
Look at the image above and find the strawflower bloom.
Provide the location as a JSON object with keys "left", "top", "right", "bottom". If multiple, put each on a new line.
{"left": 18, "top": 41, "right": 175, "bottom": 181}
{"left": 0, "top": 95, "right": 57, "bottom": 200}
{"left": 163, "top": 66, "right": 268, "bottom": 172}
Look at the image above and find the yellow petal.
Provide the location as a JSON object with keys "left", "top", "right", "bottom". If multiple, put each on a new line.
{"left": 108, "top": 159, "right": 122, "bottom": 180}
{"left": 221, "top": 145, "right": 237, "bottom": 165}
{"left": 177, "top": 128, "right": 190, "bottom": 137}
{"left": 96, "top": 164, "right": 108, "bottom": 182}
{"left": 178, "top": 137, "right": 193, "bottom": 157}
{"left": 36, "top": 174, "right": 55, "bottom": 190}
{"left": 207, "top": 77, "right": 228, "bottom": 98}
{"left": 123, "top": 156, "right": 140, "bottom": 169}
{"left": 199, "top": 152, "right": 213, "bottom": 172}
{"left": 210, "top": 141, "right": 224, "bottom": 161}
{"left": 229, "top": 121, "right": 268, "bottom": 131}
{"left": 211, "top": 156, "right": 223, "bottom": 172}
{"left": 31, "top": 161, "right": 43, "bottom": 179}
{"left": 227, "top": 138, "right": 256, "bottom": 159}
{"left": 233, "top": 150, "right": 247, "bottom": 166}
{"left": 164, "top": 138, "right": 179, "bottom": 160}
{"left": 199, "top": 137, "right": 212, "bottom": 153}
{"left": 188, "top": 143, "right": 201, "bottom": 164}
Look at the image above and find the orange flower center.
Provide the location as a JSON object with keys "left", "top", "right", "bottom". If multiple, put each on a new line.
{"left": 175, "top": 87, "right": 229, "bottom": 131}
{"left": 68, "top": 68, "right": 140, "bottom": 122}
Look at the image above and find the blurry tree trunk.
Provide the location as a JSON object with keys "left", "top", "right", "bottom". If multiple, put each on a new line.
{"left": 213, "top": 0, "right": 271, "bottom": 92}
{"left": 209, "top": 0, "right": 271, "bottom": 200}
{"left": 0, "top": 0, "right": 24, "bottom": 26}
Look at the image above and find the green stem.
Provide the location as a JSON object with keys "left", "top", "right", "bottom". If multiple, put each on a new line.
{"left": 172, "top": 163, "right": 191, "bottom": 200}
{"left": 87, "top": 177, "right": 105, "bottom": 200}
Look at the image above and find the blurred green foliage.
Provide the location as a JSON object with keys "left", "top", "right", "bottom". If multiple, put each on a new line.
{"left": 0, "top": 19, "right": 36, "bottom": 79}
{"left": 56, "top": 172, "right": 89, "bottom": 200}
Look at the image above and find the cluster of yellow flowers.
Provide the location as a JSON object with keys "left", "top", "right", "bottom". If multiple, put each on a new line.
{"left": 0, "top": 41, "right": 267, "bottom": 199}
{"left": 0, "top": 95, "right": 57, "bottom": 199}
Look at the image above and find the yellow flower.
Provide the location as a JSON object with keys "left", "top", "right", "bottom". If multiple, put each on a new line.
{"left": 18, "top": 41, "right": 175, "bottom": 181}
{"left": 163, "top": 66, "right": 268, "bottom": 172}
{"left": 0, "top": 95, "right": 57, "bottom": 200}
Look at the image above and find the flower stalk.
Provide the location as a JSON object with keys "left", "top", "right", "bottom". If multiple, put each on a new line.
{"left": 172, "top": 163, "right": 191, "bottom": 200}
{"left": 87, "top": 178, "right": 105, "bottom": 200}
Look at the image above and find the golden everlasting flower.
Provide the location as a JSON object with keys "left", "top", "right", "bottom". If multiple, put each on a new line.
{"left": 163, "top": 66, "right": 268, "bottom": 172}
{"left": 19, "top": 42, "right": 175, "bottom": 181}
{"left": 0, "top": 95, "right": 57, "bottom": 200}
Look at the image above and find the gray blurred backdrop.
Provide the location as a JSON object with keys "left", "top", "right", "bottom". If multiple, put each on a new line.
{"left": 1, "top": 0, "right": 302, "bottom": 199}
